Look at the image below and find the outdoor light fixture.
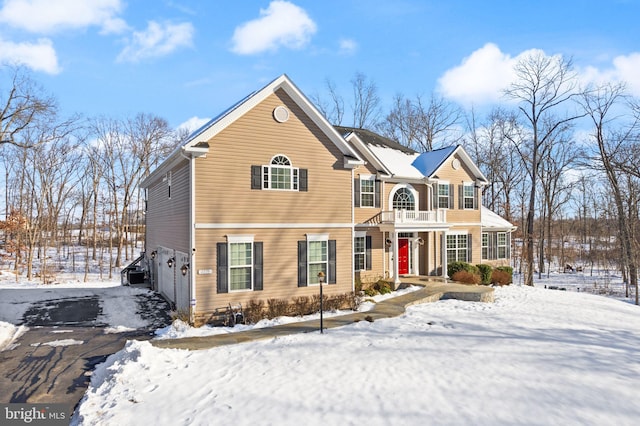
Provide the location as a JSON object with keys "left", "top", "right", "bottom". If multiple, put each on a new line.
{"left": 318, "top": 271, "right": 325, "bottom": 334}
{"left": 385, "top": 238, "right": 393, "bottom": 248}
{"left": 150, "top": 250, "right": 157, "bottom": 260}
{"left": 167, "top": 257, "right": 175, "bottom": 268}
{"left": 180, "top": 263, "right": 189, "bottom": 276}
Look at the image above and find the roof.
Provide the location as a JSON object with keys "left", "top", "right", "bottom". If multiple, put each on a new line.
{"left": 481, "top": 206, "right": 517, "bottom": 231}
{"left": 411, "top": 146, "right": 457, "bottom": 177}
{"left": 334, "top": 126, "right": 416, "bottom": 155}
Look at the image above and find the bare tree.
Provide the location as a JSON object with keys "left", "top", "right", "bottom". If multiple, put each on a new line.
{"left": 579, "top": 83, "right": 639, "bottom": 303}
{"left": 504, "top": 51, "right": 583, "bottom": 286}
{"left": 1, "top": 66, "right": 56, "bottom": 148}
{"left": 310, "top": 78, "right": 344, "bottom": 125}
{"left": 351, "top": 72, "right": 380, "bottom": 129}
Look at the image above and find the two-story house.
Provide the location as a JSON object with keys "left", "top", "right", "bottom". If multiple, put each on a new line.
{"left": 138, "top": 74, "right": 515, "bottom": 325}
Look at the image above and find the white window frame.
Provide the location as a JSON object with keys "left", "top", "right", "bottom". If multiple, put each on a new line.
{"left": 262, "top": 154, "right": 299, "bottom": 191}
{"left": 482, "top": 232, "right": 489, "bottom": 260}
{"left": 497, "top": 232, "right": 508, "bottom": 259}
{"left": 446, "top": 232, "right": 468, "bottom": 263}
{"left": 227, "top": 235, "right": 254, "bottom": 292}
{"left": 354, "top": 231, "right": 367, "bottom": 271}
{"left": 307, "top": 233, "right": 328, "bottom": 285}
{"left": 463, "top": 182, "right": 475, "bottom": 209}
{"left": 438, "top": 182, "right": 450, "bottom": 209}
{"left": 360, "top": 175, "right": 375, "bottom": 208}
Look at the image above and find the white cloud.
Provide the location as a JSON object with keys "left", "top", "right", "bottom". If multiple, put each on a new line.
{"left": 117, "top": 21, "right": 194, "bottom": 63}
{"left": 0, "top": 0, "right": 127, "bottom": 34}
{"left": 0, "top": 37, "right": 61, "bottom": 74}
{"left": 177, "top": 116, "right": 211, "bottom": 134}
{"left": 437, "top": 43, "right": 520, "bottom": 106}
{"left": 339, "top": 38, "right": 357, "bottom": 55}
{"left": 231, "top": 1, "right": 317, "bottom": 55}
{"left": 580, "top": 52, "right": 640, "bottom": 97}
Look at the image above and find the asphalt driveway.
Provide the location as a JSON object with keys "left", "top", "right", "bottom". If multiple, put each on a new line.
{"left": 0, "top": 287, "right": 171, "bottom": 417}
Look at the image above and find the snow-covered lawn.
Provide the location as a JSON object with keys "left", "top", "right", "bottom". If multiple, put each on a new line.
{"left": 72, "top": 284, "right": 640, "bottom": 426}
{"left": 2, "top": 269, "right": 639, "bottom": 425}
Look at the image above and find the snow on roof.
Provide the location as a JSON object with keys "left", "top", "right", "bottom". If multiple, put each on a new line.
{"left": 482, "top": 206, "right": 517, "bottom": 231}
{"left": 367, "top": 144, "right": 423, "bottom": 179}
{"left": 411, "top": 146, "right": 457, "bottom": 177}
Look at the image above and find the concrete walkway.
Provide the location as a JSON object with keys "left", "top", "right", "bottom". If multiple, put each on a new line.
{"left": 151, "top": 279, "right": 494, "bottom": 351}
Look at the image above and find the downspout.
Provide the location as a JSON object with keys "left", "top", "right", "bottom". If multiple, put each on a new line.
{"left": 180, "top": 149, "right": 197, "bottom": 325}
{"left": 351, "top": 168, "right": 355, "bottom": 292}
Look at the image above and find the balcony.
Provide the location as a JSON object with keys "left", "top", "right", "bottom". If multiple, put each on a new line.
{"left": 365, "top": 209, "right": 447, "bottom": 230}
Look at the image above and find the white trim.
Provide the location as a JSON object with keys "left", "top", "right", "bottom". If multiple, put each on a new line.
{"left": 306, "top": 233, "right": 329, "bottom": 242}
{"left": 195, "top": 223, "right": 353, "bottom": 229}
{"left": 388, "top": 183, "right": 418, "bottom": 211}
{"left": 226, "top": 234, "right": 255, "bottom": 243}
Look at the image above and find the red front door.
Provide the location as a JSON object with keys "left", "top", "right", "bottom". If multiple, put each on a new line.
{"left": 398, "top": 239, "right": 409, "bottom": 275}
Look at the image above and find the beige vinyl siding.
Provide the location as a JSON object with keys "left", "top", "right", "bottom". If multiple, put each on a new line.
{"left": 384, "top": 181, "right": 429, "bottom": 211}
{"left": 355, "top": 228, "right": 386, "bottom": 283}
{"left": 435, "top": 153, "right": 481, "bottom": 224}
{"left": 194, "top": 227, "right": 352, "bottom": 316}
{"left": 194, "top": 89, "right": 352, "bottom": 226}
{"left": 354, "top": 163, "right": 382, "bottom": 224}
{"left": 145, "top": 160, "right": 190, "bottom": 253}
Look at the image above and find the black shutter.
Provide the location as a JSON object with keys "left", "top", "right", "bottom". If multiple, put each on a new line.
{"left": 474, "top": 186, "right": 479, "bottom": 209}
{"left": 299, "top": 168, "right": 308, "bottom": 192}
{"left": 432, "top": 183, "right": 438, "bottom": 209}
{"left": 506, "top": 233, "right": 511, "bottom": 258}
{"left": 328, "top": 240, "right": 337, "bottom": 284}
{"left": 365, "top": 235, "right": 372, "bottom": 270}
{"left": 449, "top": 184, "right": 454, "bottom": 209}
{"left": 251, "top": 165, "right": 262, "bottom": 190}
{"left": 374, "top": 180, "right": 381, "bottom": 208}
{"left": 298, "top": 241, "right": 307, "bottom": 287}
{"left": 354, "top": 178, "right": 360, "bottom": 207}
{"left": 467, "top": 234, "right": 473, "bottom": 263}
{"left": 216, "top": 242, "right": 228, "bottom": 293}
{"left": 253, "top": 242, "right": 263, "bottom": 291}
{"left": 458, "top": 185, "right": 464, "bottom": 210}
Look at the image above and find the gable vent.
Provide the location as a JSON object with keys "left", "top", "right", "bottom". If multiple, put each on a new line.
{"left": 273, "top": 106, "right": 290, "bottom": 123}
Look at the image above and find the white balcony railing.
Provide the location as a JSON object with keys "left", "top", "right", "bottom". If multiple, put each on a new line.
{"left": 379, "top": 209, "right": 447, "bottom": 225}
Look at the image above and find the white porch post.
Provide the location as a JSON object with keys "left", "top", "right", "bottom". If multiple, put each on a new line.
{"left": 393, "top": 230, "right": 401, "bottom": 285}
{"left": 441, "top": 231, "right": 448, "bottom": 278}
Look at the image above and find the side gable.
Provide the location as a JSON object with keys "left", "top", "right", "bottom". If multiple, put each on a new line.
{"left": 412, "top": 145, "right": 488, "bottom": 184}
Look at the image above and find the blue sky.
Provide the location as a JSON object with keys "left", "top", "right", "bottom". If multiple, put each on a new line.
{"left": 1, "top": 0, "right": 639, "bottom": 132}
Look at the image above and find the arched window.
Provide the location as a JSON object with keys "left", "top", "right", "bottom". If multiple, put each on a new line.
{"left": 263, "top": 155, "right": 298, "bottom": 190}
{"left": 393, "top": 187, "right": 415, "bottom": 210}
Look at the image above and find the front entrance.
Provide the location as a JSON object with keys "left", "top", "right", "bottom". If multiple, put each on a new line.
{"left": 398, "top": 238, "right": 409, "bottom": 275}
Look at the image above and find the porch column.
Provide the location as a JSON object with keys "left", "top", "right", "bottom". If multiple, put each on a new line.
{"left": 393, "top": 230, "right": 401, "bottom": 285}
{"left": 441, "top": 231, "right": 448, "bottom": 279}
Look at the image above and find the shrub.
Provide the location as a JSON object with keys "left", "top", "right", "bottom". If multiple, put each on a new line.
{"left": 266, "top": 298, "right": 289, "bottom": 319}
{"left": 448, "top": 261, "right": 478, "bottom": 278}
{"left": 372, "top": 279, "right": 393, "bottom": 294}
{"left": 355, "top": 276, "right": 363, "bottom": 293}
{"left": 476, "top": 264, "right": 493, "bottom": 285}
{"left": 291, "top": 296, "right": 313, "bottom": 316}
{"left": 491, "top": 269, "right": 511, "bottom": 286}
{"left": 451, "top": 270, "right": 481, "bottom": 285}
{"left": 364, "top": 287, "right": 377, "bottom": 297}
{"left": 243, "top": 299, "right": 265, "bottom": 324}
{"left": 496, "top": 266, "right": 513, "bottom": 283}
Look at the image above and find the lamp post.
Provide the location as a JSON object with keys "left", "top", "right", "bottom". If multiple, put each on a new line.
{"left": 318, "top": 271, "right": 325, "bottom": 333}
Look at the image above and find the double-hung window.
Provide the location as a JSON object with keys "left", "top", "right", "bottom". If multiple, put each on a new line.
{"left": 497, "top": 232, "right": 508, "bottom": 259}
{"left": 360, "top": 176, "right": 375, "bottom": 207}
{"left": 463, "top": 183, "right": 475, "bottom": 209}
{"left": 298, "top": 235, "right": 336, "bottom": 286}
{"left": 228, "top": 236, "right": 253, "bottom": 291}
{"left": 446, "top": 233, "right": 469, "bottom": 263}
{"left": 307, "top": 240, "right": 329, "bottom": 284}
{"left": 438, "top": 183, "right": 450, "bottom": 209}
{"left": 482, "top": 233, "right": 489, "bottom": 260}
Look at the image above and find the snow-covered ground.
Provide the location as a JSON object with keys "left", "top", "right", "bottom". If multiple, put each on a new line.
{"left": 71, "top": 276, "right": 639, "bottom": 426}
